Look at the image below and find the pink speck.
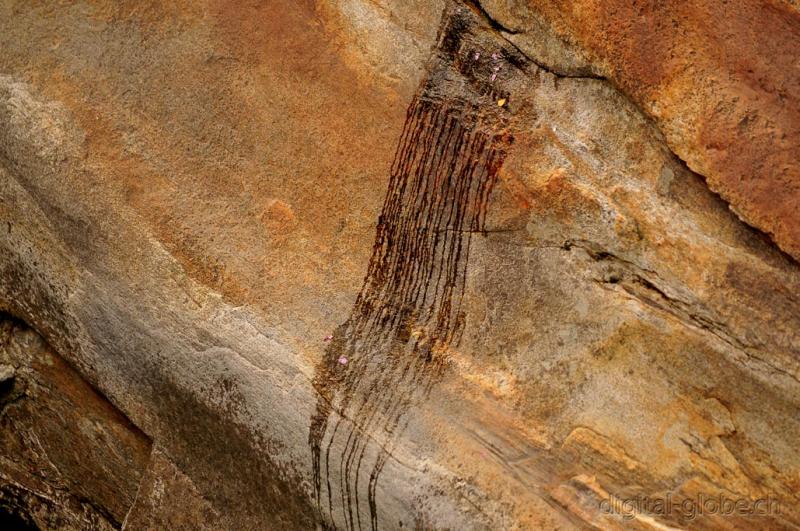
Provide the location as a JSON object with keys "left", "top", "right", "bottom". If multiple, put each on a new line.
{"left": 338, "top": 356, "right": 348, "bottom": 365}
{"left": 473, "top": 52, "right": 480, "bottom": 60}
{"left": 491, "top": 52, "right": 499, "bottom": 60}
{"left": 493, "top": 65, "right": 500, "bottom": 72}
{"left": 323, "top": 335, "right": 333, "bottom": 342}
{"left": 490, "top": 73, "right": 497, "bottom": 82}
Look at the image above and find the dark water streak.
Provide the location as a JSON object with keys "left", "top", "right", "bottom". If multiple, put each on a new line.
{"left": 308, "top": 7, "right": 516, "bottom": 529}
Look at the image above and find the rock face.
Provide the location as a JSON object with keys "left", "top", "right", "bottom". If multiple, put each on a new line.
{"left": 0, "top": 316, "right": 220, "bottom": 530}
{"left": 479, "top": 0, "right": 800, "bottom": 260}
{"left": 0, "top": 1, "right": 798, "bottom": 529}
{"left": 0, "top": 316, "right": 150, "bottom": 530}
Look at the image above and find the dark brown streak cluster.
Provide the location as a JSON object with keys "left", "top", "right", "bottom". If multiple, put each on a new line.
{"left": 309, "top": 6, "right": 516, "bottom": 530}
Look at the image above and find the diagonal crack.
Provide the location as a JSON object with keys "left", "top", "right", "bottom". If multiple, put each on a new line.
{"left": 465, "top": 0, "right": 604, "bottom": 79}
{"left": 524, "top": 240, "right": 800, "bottom": 386}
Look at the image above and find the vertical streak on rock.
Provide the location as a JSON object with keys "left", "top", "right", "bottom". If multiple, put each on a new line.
{"left": 309, "top": 7, "right": 514, "bottom": 529}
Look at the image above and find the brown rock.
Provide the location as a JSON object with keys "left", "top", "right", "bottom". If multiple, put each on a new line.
{"left": 121, "top": 447, "right": 221, "bottom": 531}
{"left": 477, "top": 0, "right": 800, "bottom": 260}
{"left": 0, "top": 316, "right": 152, "bottom": 530}
{"left": 0, "top": 0, "right": 798, "bottom": 529}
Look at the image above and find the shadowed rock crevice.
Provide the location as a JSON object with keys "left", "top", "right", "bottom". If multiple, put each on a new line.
{"left": 0, "top": 313, "right": 152, "bottom": 530}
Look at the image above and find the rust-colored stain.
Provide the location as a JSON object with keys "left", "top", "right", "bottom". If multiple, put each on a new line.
{"left": 308, "top": 6, "right": 517, "bottom": 529}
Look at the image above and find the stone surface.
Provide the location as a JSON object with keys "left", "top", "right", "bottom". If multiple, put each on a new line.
{"left": 477, "top": 0, "right": 800, "bottom": 260}
{"left": 0, "top": 316, "right": 152, "bottom": 530}
{"left": 121, "top": 447, "right": 221, "bottom": 531}
{"left": 0, "top": 0, "right": 797, "bottom": 529}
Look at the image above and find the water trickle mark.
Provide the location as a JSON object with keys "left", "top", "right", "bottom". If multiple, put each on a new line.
{"left": 308, "top": 6, "right": 519, "bottom": 529}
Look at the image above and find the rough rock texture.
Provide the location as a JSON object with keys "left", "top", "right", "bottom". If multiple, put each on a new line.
{"left": 0, "top": 316, "right": 151, "bottom": 529}
{"left": 121, "top": 447, "right": 222, "bottom": 531}
{"left": 478, "top": 0, "right": 800, "bottom": 260}
{"left": 0, "top": 0, "right": 798, "bottom": 529}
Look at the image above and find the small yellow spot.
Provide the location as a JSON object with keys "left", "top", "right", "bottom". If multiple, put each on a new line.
{"left": 497, "top": 98, "right": 507, "bottom": 107}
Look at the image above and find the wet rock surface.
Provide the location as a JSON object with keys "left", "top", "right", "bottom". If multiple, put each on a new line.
{"left": 0, "top": 0, "right": 798, "bottom": 529}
